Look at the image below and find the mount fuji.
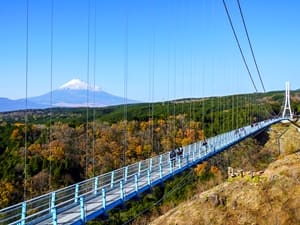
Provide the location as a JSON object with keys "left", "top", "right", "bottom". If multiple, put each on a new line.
{"left": 0, "top": 79, "right": 138, "bottom": 112}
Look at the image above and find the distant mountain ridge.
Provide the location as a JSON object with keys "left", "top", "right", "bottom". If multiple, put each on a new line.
{"left": 0, "top": 79, "right": 138, "bottom": 112}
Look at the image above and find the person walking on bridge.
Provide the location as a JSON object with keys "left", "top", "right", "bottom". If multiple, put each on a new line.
{"left": 170, "top": 149, "right": 176, "bottom": 167}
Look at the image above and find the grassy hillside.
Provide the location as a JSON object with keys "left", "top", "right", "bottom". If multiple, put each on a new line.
{"left": 150, "top": 153, "right": 300, "bottom": 225}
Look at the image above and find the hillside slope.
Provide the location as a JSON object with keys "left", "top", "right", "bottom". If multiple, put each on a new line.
{"left": 150, "top": 152, "right": 300, "bottom": 225}
{"left": 151, "top": 121, "right": 300, "bottom": 225}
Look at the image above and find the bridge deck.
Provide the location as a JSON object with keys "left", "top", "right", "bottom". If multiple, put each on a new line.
{"left": 0, "top": 118, "right": 282, "bottom": 225}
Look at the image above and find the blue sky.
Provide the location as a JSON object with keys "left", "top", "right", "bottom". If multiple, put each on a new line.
{"left": 0, "top": 0, "right": 299, "bottom": 102}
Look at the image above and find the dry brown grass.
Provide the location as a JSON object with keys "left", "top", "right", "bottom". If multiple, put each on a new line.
{"left": 150, "top": 122, "right": 300, "bottom": 225}
{"left": 151, "top": 153, "right": 300, "bottom": 225}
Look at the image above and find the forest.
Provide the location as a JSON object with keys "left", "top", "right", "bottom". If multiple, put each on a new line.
{"left": 0, "top": 90, "right": 299, "bottom": 209}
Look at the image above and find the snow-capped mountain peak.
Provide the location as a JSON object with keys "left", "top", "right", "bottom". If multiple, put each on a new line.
{"left": 59, "top": 79, "right": 101, "bottom": 91}
{"left": 0, "top": 78, "right": 139, "bottom": 112}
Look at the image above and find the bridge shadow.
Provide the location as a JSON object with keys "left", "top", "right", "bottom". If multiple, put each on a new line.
{"left": 253, "top": 129, "right": 270, "bottom": 146}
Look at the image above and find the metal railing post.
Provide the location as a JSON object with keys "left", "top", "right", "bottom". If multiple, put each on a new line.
{"left": 124, "top": 166, "right": 128, "bottom": 182}
{"left": 80, "top": 197, "right": 85, "bottom": 222}
{"left": 186, "top": 153, "right": 189, "bottom": 165}
{"left": 110, "top": 171, "right": 115, "bottom": 188}
{"left": 134, "top": 174, "right": 138, "bottom": 192}
{"left": 192, "top": 150, "right": 195, "bottom": 162}
{"left": 120, "top": 180, "right": 124, "bottom": 200}
{"left": 169, "top": 160, "right": 173, "bottom": 173}
{"left": 149, "top": 158, "right": 153, "bottom": 172}
{"left": 94, "top": 177, "right": 99, "bottom": 195}
{"left": 159, "top": 164, "right": 162, "bottom": 178}
{"left": 138, "top": 161, "right": 141, "bottom": 177}
{"left": 102, "top": 188, "right": 106, "bottom": 209}
{"left": 51, "top": 192, "right": 56, "bottom": 212}
{"left": 52, "top": 207, "right": 57, "bottom": 225}
{"left": 147, "top": 169, "right": 151, "bottom": 186}
{"left": 75, "top": 184, "right": 79, "bottom": 203}
{"left": 21, "top": 202, "right": 26, "bottom": 225}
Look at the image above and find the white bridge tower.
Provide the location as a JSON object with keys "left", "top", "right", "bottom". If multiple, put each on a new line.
{"left": 282, "top": 81, "right": 293, "bottom": 119}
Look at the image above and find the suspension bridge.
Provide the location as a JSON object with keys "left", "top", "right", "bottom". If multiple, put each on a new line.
{"left": 0, "top": 116, "right": 289, "bottom": 225}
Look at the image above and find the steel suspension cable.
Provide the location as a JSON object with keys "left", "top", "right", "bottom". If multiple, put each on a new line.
{"left": 232, "top": 95, "right": 234, "bottom": 130}
{"left": 166, "top": 1, "right": 172, "bottom": 151}
{"left": 147, "top": 35, "right": 153, "bottom": 156}
{"left": 189, "top": 57, "right": 193, "bottom": 142}
{"left": 123, "top": 14, "right": 128, "bottom": 167}
{"left": 151, "top": 34, "right": 155, "bottom": 155}
{"left": 24, "top": 0, "right": 29, "bottom": 201}
{"left": 49, "top": 0, "right": 54, "bottom": 189}
{"left": 200, "top": 1, "right": 206, "bottom": 138}
{"left": 167, "top": 45, "right": 171, "bottom": 150}
{"left": 92, "top": 0, "right": 97, "bottom": 176}
{"left": 201, "top": 65, "right": 205, "bottom": 137}
{"left": 237, "top": 0, "right": 266, "bottom": 92}
{"left": 222, "top": 0, "right": 258, "bottom": 92}
{"left": 85, "top": 0, "right": 91, "bottom": 178}
{"left": 147, "top": 32, "right": 155, "bottom": 156}
{"left": 173, "top": 48, "right": 177, "bottom": 149}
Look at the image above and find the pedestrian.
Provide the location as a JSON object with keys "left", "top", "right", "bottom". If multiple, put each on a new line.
{"left": 170, "top": 149, "right": 176, "bottom": 167}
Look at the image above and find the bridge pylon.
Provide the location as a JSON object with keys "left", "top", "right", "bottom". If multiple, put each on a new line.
{"left": 282, "top": 81, "right": 293, "bottom": 119}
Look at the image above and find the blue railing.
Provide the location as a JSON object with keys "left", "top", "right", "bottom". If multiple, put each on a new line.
{"left": 0, "top": 118, "right": 282, "bottom": 225}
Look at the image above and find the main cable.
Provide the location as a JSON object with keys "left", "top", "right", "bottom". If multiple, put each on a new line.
{"left": 222, "top": 0, "right": 258, "bottom": 92}
{"left": 237, "top": 0, "right": 266, "bottom": 92}
{"left": 237, "top": 0, "right": 274, "bottom": 120}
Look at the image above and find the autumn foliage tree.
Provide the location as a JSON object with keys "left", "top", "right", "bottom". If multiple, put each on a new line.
{"left": 0, "top": 113, "right": 205, "bottom": 207}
